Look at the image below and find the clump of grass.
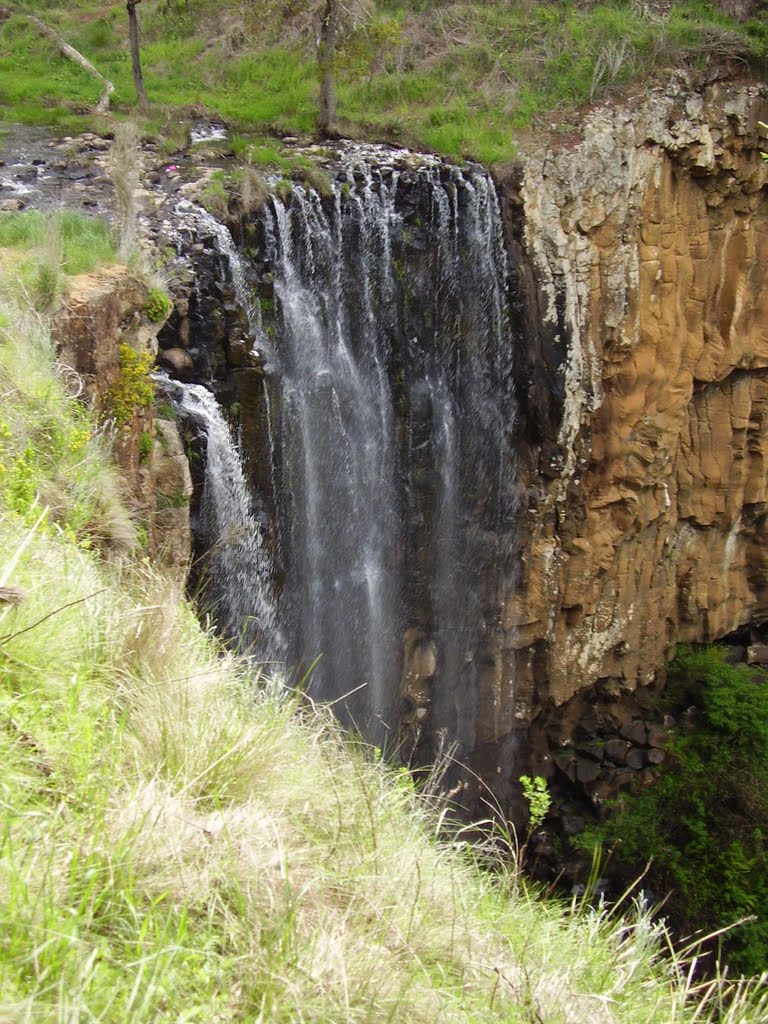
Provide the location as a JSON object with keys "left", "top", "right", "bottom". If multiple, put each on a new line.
{"left": 138, "top": 428, "right": 153, "bottom": 461}
{"left": 237, "top": 165, "right": 271, "bottom": 214}
{"left": 200, "top": 171, "right": 230, "bottom": 217}
{"left": 0, "top": 209, "right": 116, "bottom": 276}
{"left": 0, "top": 303, "right": 135, "bottom": 551}
{"left": 275, "top": 177, "right": 293, "bottom": 204}
{"left": 301, "top": 162, "right": 335, "bottom": 199}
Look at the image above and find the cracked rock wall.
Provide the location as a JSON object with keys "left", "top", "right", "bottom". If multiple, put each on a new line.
{"left": 500, "top": 79, "right": 768, "bottom": 740}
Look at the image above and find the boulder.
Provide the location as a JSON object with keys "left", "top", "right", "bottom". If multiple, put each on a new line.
{"left": 747, "top": 644, "right": 768, "bottom": 665}
{"left": 158, "top": 347, "right": 194, "bottom": 375}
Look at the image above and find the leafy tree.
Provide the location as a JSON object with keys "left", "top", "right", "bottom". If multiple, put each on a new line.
{"left": 315, "top": 0, "right": 382, "bottom": 134}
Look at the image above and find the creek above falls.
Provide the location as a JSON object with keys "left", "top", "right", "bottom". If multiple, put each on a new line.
{"left": 160, "top": 147, "right": 521, "bottom": 757}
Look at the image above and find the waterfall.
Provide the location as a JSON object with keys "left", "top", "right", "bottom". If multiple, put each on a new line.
{"left": 161, "top": 377, "right": 283, "bottom": 658}
{"left": 176, "top": 151, "right": 516, "bottom": 751}
{"left": 176, "top": 199, "right": 267, "bottom": 349}
{"left": 266, "top": 172, "right": 404, "bottom": 736}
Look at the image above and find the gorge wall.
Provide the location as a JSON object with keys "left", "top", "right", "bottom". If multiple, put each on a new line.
{"left": 496, "top": 77, "right": 768, "bottom": 812}
{"left": 155, "top": 75, "right": 768, "bottom": 820}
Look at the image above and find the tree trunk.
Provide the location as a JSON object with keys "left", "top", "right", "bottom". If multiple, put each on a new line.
{"left": 127, "top": 0, "right": 149, "bottom": 113}
{"left": 318, "top": 0, "right": 338, "bottom": 134}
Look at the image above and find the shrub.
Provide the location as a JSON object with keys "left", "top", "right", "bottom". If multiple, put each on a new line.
{"left": 592, "top": 645, "right": 768, "bottom": 974}
{"left": 106, "top": 344, "right": 156, "bottom": 426}
{"left": 144, "top": 287, "right": 173, "bottom": 323}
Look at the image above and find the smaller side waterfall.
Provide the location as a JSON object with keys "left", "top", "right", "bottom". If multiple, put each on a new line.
{"left": 161, "top": 376, "right": 282, "bottom": 659}
{"left": 176, "top": 200, "right": 267, "bottom": 350}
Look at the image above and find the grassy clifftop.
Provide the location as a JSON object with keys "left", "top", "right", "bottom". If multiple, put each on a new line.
{"left": 1, "top": 1, "right": 767, "bottom": 163}
{"left": 1, "top": 214, "right": 768, "bottom": 1021}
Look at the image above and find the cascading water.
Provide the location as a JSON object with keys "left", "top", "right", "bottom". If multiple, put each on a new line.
{"left": 173, "top": 150, "right": 517, "bottom": 753}
{"left": 265, "top": 172, "right": 405, "bottom": 736}
{"left": 175, "top": 199, "right": 270, "bottom": 354}
{"left": 160, "top": 376, "right": 282, "bottom": 658}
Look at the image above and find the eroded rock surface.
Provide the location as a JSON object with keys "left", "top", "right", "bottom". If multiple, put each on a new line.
{"left": 495, "top": 77, "right": 768, "bottom": 804}
{"left": 53, "top": 267, "right": 191, "bottom": 577}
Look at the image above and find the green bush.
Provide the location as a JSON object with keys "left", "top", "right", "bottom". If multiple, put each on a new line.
{"left": 594, "top": 645, "right": 768, "bottom": 974}
{"left": 144, "top": 287, "right": 173, "bottom": 323}
{"left": 106, "top": 344, "right": 156, "bottom": 426}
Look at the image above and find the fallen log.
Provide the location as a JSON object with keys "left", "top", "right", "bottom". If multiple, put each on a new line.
{"left": 0, "top": 4, "right": 115, "bottom": 114}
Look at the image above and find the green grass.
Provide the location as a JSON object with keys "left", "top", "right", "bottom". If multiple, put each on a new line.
{"left": 0, "top": 209, "right": 116, "bottom": 275}
{"left": 0, "top": 209, "right": 116, "bottom": 315}
{"left": 1, "top": 235, "right": 768, "bottom": 1020}
{"left": 0, "top": 301, "right": 134, "bottom": 549}
{"left": 0, "top": 1, "right": 765, "bottom": 165}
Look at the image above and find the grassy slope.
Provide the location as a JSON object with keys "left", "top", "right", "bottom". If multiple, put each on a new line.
{"left": 1, "top": 217, "right": 768, "bottom": 1020}
{"left": 1, "top": 1, "right": 766, "bottom": 163}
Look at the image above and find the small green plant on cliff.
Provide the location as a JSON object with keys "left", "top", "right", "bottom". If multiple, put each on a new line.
{"left": 587, "top": 645, "right": 768, "bottom": 975}
{"left": 138, "top": 428, "right": 153, "bottom": 462}
{"left": 144, "top": 286, "right": 172, "bottom": 323}
{"left": 106, "top": 343, "right": 156, "bottom": 426}
{"left": 520, "top": 774, "right": 551, "bottom": 836}
{"left": 155, "top": 487, "right": 189, "bottom": 510}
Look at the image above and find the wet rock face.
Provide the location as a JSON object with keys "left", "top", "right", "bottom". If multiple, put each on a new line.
{"left": 498, "top": 79, "right": 768, "bottom": 790}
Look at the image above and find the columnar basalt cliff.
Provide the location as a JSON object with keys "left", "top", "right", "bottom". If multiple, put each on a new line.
{"left": 497, "top": 78, "right": 768, "bottom": 806}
